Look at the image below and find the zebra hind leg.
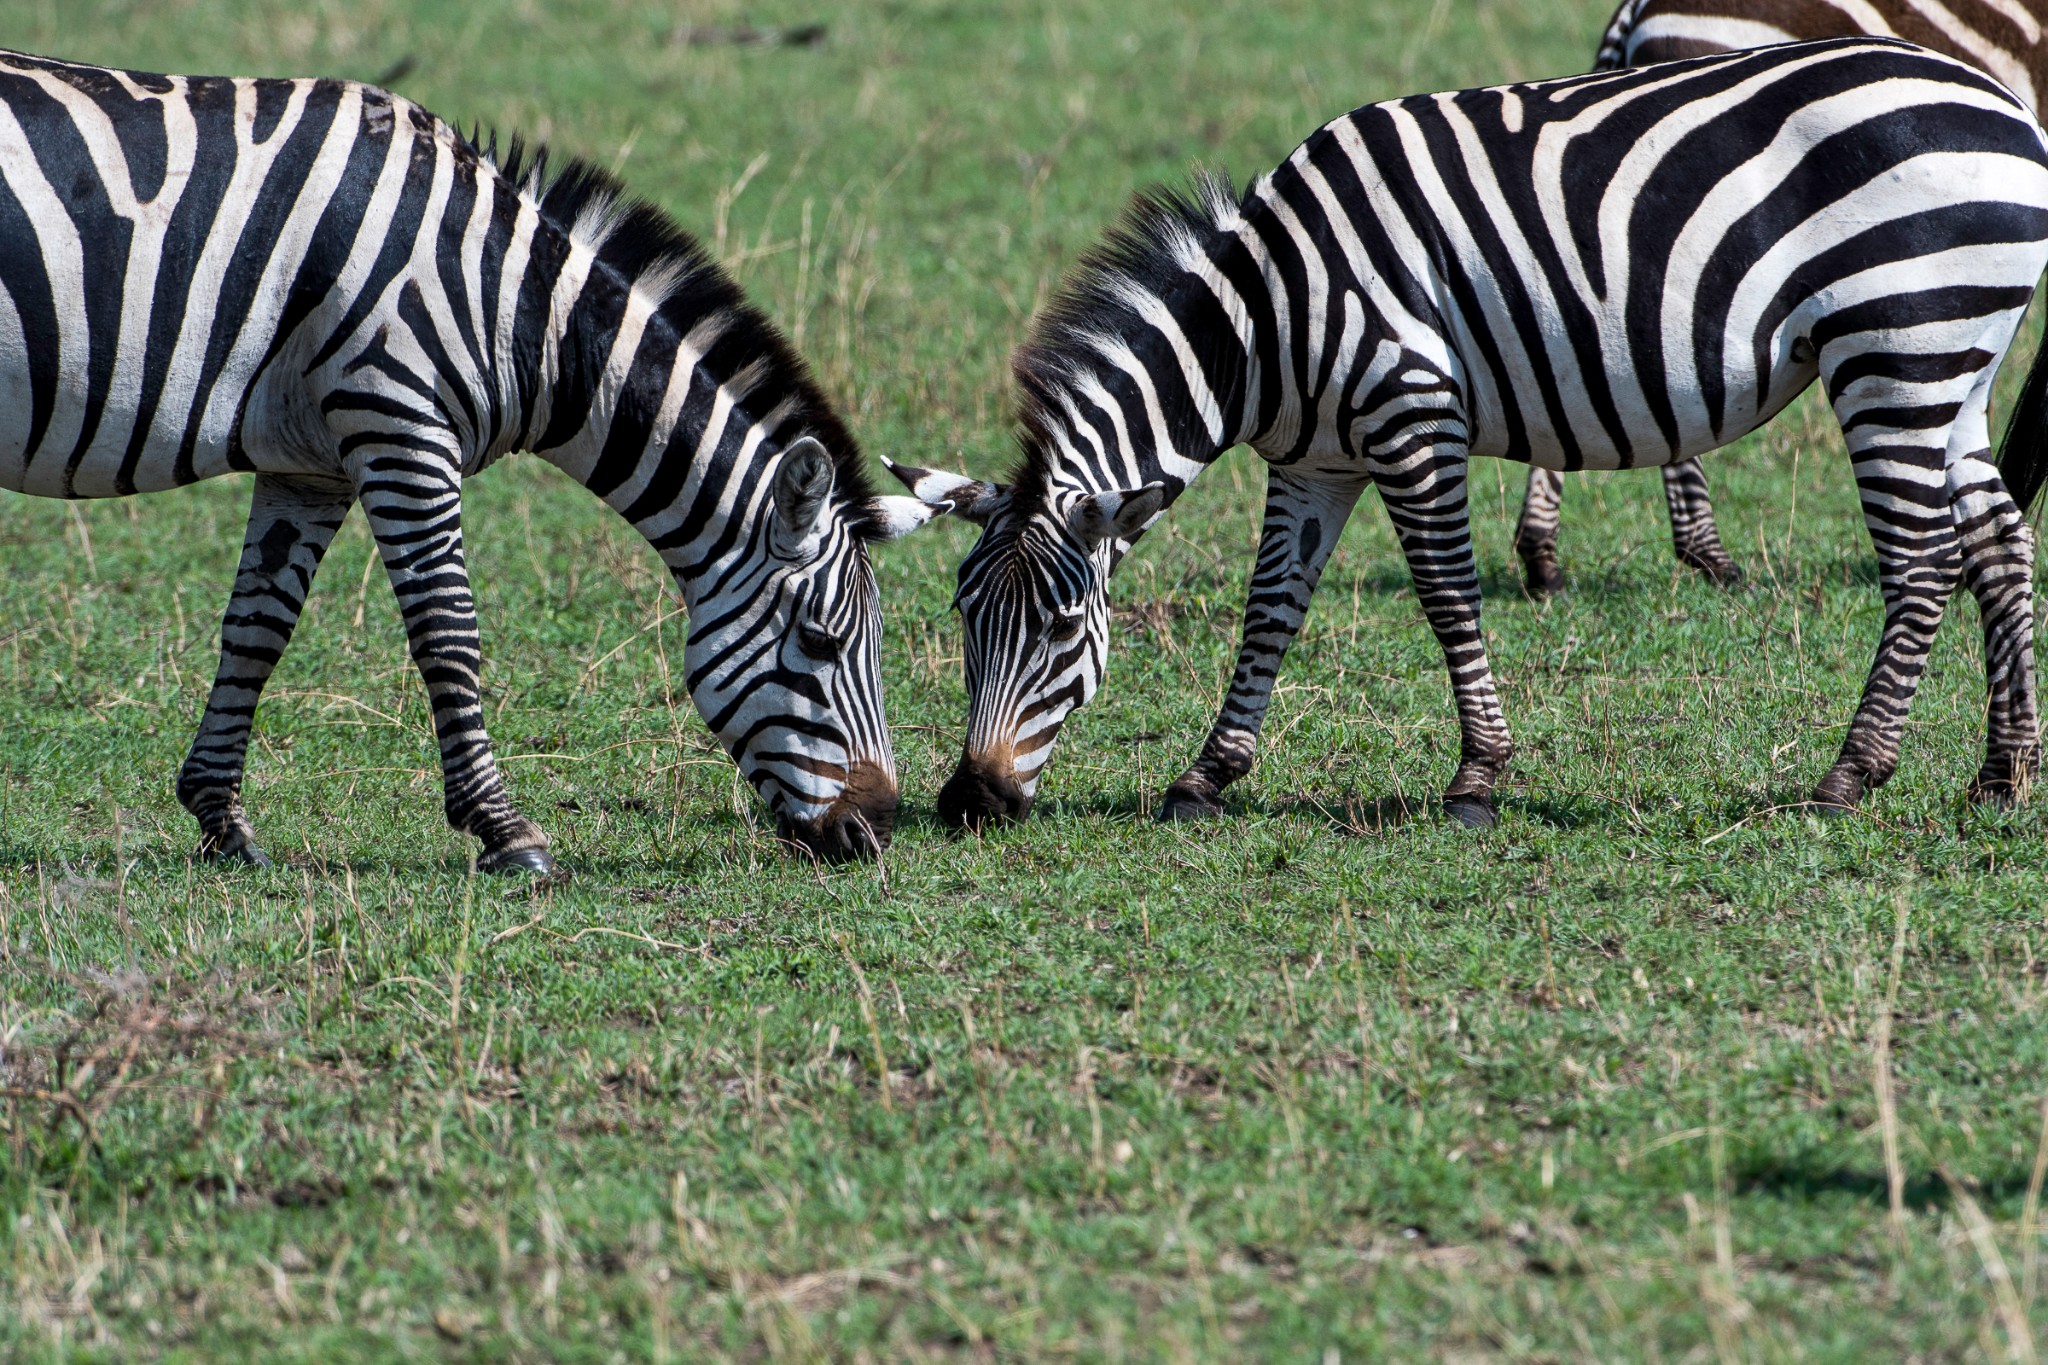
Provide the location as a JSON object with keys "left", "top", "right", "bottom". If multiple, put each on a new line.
{"left": 179, "top": 475, "right": 355, "bottom": 866}
{"left": 1159, "top": 469, "right": 1365, "bottom": 820}
{"left": 1511, "top": 465, "right": 1565, "bottom": 596}
{"left": 355, "top": 451, "right": 558, "bottom": 878}
{"left": 1662, "top": 457, "right": 1742, "bottom": 586}
{"left": 1950, "top": 458, "right": 2040, "bottom": 805}
{"left": 1810, "top": 374, "right": 1969, "bottom": 813}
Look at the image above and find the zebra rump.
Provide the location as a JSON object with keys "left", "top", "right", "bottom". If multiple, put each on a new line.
{"left": 1516, "top": 0, "right": 2048, "bottom": 594}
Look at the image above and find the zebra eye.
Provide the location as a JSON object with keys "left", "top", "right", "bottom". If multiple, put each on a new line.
{"left": 1047, "top": 610, "right": 1084, "bottom": 644}
{"left": 795, "top": 623, "right": 840, "bottom": 662}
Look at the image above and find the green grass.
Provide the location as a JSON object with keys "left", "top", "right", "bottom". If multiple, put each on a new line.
{"left": 4, "top": 0, "right": 2048, "bottom": 1358}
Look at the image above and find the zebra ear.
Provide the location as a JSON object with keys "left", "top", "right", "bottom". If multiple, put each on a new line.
{"left": 880, "top": 455, "right": 1009, "bottom": 525}
{"left": 771, "top": 436, "right": 834, "bottom": 559}
{"left": 868, "top": 496, "right": 944, "bottom": 541}
{"left": 1070, "top": 483, "right": 1167, "bottom": 546}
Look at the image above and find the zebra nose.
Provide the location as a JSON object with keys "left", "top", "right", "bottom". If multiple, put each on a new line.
{"left": 779, "top": 761, "right": 897, "bottom": 861}
{"left": 937, "top": 752, "right": 1033, "bottom": 831}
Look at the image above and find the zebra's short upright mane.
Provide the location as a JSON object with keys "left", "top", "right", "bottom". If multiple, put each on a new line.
{"left": 465, "top": 131, "right": 879, "bottom": 526}
{"left": 1009, "top": 172, "right": 1244, "bottom": 508}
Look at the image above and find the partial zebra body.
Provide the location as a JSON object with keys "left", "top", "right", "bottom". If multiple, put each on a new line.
{"left": 0, "top": 48, "right": 936, "bottom": 868}
{"left": 1601, "top": 0, "right": 2046, "bottom": 106}
{"left": 1518, "top": 0, "right": 2048, "bottom": 593}
{"left": 904, "top": 39, "right": 2048, "bottom": 829}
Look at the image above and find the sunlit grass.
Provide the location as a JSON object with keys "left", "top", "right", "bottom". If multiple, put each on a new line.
{"left": 3, "top": 0, "right": 2047, "bottom": 1358}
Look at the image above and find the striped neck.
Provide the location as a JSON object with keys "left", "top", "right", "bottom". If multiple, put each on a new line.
{"left": 519, "top": 204, "right": 868, "bottom": 611}
{"left": 535, "top": 283, "right": 766, "bottom": 607}
{"left": 1014, "top": 231, "right": 1265, "bottom": 525}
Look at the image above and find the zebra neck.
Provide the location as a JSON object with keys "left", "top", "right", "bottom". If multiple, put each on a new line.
{"left": 1028, "top": 265, "right": 1259, "bottom": 510}
{"left": 536, "top": 295, "right": 781, "bottom": 611}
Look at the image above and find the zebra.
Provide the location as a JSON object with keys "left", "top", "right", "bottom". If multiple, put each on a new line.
{"left": 892, "top": 37, "right": 2048, "bottom": 831}
{"left": 1517, "top": 0, "right": 2048, "bottom": 596}
{"left": 0, "top": 48, "right": 944, "bottom": 872}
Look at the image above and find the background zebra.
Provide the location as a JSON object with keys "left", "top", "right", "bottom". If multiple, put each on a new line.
{"left": 898, "top": 38, "right": 2048, "bottom": 830}
{"left": 1516, "top": 0, "right": 2048, "bottom": 595}
{"left": 0, "top": 48, "right": 943, "bottom": 871}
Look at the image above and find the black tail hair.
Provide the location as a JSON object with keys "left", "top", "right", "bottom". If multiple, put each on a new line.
{"left": 1998, "top": 335, "right": 2048, "bottom": 518}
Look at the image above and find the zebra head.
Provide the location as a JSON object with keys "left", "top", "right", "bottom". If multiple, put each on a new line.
{"left": 886, "top": 458, "right": 1164, "bottom": 829}
{"left": 685, "top": 437, "right": 942, "bottom": 860}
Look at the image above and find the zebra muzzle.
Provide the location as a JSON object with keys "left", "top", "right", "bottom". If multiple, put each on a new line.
{"left": 936, "top": 749, "right": 1033, "bottom": 831}
{"left": 778, "top": 760, "right": 897, "bottom": 861}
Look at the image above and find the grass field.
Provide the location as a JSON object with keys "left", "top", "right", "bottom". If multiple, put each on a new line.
{"left": 4, "top": 0, "right": 2048, "bottom": 1358}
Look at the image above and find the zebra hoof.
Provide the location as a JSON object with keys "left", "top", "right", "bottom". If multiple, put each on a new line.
{"left": 1968, "top": 756, "right": 2034, "bottom": 808}
{"left": 1679, "top": 547, "right": 1743, "bottom": 587}
{"left": 1808, "top": 766, "right": 1865, "bottom": 817}
{"left": 1444, "top": 796, "right": 1497, "bottom": 830}
{"left": 479, "top": 845, "right": 562, "bottom": 879}
{"left": 1967, "top": 777, "right": 2026, "bottom": 809}
{"left": 198, "top": 837, "right": 272, "bottom": 868}
{"left": 1520, "top": 552, "right": 1563, "bottom": 598}
{"left": 1158, "top": 782, "right": 1224, "bottom": 822}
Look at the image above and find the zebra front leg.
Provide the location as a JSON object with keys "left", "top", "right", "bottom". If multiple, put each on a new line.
{"left": 355, "top": 452, "right": 557, "bottom": 876}
{"left": 1375, "top": 445, "right": 1513, "bottom": 828}
{"left": 179, "top": 474, "right": 355, "bottom": 866}
{"left": 1159, "top": 468, "right": 1366, "bottom": 820}
{"left": 1951, "top": 458, "right": 2040, "bottom": 805}
{"left": 1512, "top": 465, "right": 1565, "bottom": 597}
{"left": 1661, "top": 457, "right": 1742, "bottom": 585}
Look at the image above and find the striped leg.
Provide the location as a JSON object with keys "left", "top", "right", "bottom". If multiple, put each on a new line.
{"left": 1661, "top": 457, "right": 1742, "bottom": 585}
{"left": 1512, "top": 465, "right": 1565, "bottom": 596}
{"left": 354, "top": 451, "right": 556, "bottom": 875}
{"left": 1952, "top": 459, "right": 2040, "bottom": 804}
{"left": 178, "top": 474, "right": 354, "bottom": 865}
{"left": 1811, "top": 371, "right": 1970, "bottom": 811}
{"left": 1159, "top": 467, "right": 1366, "bottom": 819}
{"left": 1375, "top": 443, "right": 1513, "bottom": 828}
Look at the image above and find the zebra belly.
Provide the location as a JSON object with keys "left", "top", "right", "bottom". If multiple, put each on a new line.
{"left": 0, "top": 309, "right": 337, "bottom": 498}
{"left": 1465, "top": 335, "right": 1823, "bottom": 473}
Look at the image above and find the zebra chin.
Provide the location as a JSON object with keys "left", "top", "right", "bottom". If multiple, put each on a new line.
{"left": 775, "top": 760, "right": 898, "bottom": 861}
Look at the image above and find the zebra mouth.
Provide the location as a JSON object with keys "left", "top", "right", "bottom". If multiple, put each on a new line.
{"left": 777, "top": 761, "right": 897, "bottom": 861}
{"left": 936, "top": 751, "right": 1034, "bottom": 831}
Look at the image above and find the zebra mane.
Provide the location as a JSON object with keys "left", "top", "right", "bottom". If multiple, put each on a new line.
{"left": 460, "top": 128, "right": 879, "bottom": 528}
{"left": 1008, "top": 171, "right": 1244, "bottom": 507}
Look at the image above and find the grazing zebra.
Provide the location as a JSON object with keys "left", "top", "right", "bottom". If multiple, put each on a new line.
{"left": 894, "top": 38, "right": 2048, "bottom": 830}
{"left": 1516, "top": 0, "right": 2048, "bottom": 595}
{"left": 0, "top": 49, "right": 943, "bottom": 871}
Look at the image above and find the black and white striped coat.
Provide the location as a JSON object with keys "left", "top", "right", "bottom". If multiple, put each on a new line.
{"left": 1515, "top": 0, "right": 2048, "bottom": 595}
{"left": 897, "top": 38, "right": 2048, "bottom": 828}
{"left": 0, "top": 49, "right": 939, "bottom": 869}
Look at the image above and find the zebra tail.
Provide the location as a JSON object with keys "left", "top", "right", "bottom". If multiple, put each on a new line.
{"left": 1997, "top": 334, "right": 2048, "bottom": 518}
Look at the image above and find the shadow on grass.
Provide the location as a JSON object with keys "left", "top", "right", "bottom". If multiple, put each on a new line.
{"left": 1734, "top": 1155, "right": 2034, "bottom": 1212}
{"left": 1342, "top": 547, "right": 1880, "bottom": 607}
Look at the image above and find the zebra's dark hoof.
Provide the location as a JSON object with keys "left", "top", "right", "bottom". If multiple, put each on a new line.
{"left": 1678, "top": 547, "right": 1744, "bottom": 587}
{"left": 1808, "top": 766, "right": 1864, "bottom": 817}
{"left": 1520, "top": 551, "right": 1563, "bottom": 598}
{"left": 479, "top": 845, "right": 562, "bottom": 879}
{"left": 1968, "top": 755, "right": 2034, "bottom": 808}
{"left": 1967, "top": 776, "right": 2028, "bottom": 809}
{"left": 1444, "top": 795, "right": 1497, "bottom": 829}
{"left": 1158, "top": 781, "right": 1224, "bottom": 822}
{"left": 198, "top": 837, "right": 271, "bottom": 868}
